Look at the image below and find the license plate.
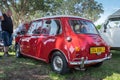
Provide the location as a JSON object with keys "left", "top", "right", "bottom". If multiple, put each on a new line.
{"left": 90, "top": 47, "right": 105, "bottom": 54}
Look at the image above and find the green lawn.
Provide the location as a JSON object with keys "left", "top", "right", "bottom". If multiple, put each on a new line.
{"left": 0, "top": 51, "right": 120, "bottom": 80}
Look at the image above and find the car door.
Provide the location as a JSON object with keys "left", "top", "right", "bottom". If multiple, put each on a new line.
{"left": 37, "top": 19, "right": 62, "bottom": 60}
{"left": 20, "top": 21, "right": 39, "bottom": 56}
{"left": 29, "top": 20, "right": 43, "bottom": 57}
{"left": 21, "top": 19, "right": 49, "bottom": 59}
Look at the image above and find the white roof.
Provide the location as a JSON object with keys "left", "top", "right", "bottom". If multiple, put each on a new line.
{"left": 33, "top": 15, "right": 90, "bottom": 21}
{"left": 108, "top": 9, "right": 120, "bottom": 19}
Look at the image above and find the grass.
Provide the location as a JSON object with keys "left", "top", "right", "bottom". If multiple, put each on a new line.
{"left": 0, "top": 50, "right": 120, "bottom": 80}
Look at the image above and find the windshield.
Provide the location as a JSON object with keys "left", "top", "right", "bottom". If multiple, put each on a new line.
{"left": 107, "top": 20, "right": 120, "bottom": 28}
{"left": 69, "top": 19, "right": 98, "bottom": 34}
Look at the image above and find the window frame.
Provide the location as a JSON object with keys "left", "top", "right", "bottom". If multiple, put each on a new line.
{"left": 69, "top": 18, "right": 99, "bottom": 34}
{"left": 42, "top": 18, "right": 62, "bottom": 36}
{"left": 27, "top": 20, "right": 43, "bottom": 35}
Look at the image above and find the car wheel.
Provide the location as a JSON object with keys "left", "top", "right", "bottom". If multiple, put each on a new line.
{"left": 15, "top": 44, "right": 22, "bottom": 58}
{"left": 92, "top": 62, "right": 103, "bottom": 67}
{"left": 51, "top": 52, "right": 70, "bottom": 74}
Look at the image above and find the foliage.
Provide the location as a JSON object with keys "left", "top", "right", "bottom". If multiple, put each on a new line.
{"left": 0, "top": 0, "right": 104, "bottom": 28}
{"left": 96, "top": 25, "right": 102, "bottom": 29}
{"left": 49, "top": 0, "right": 104, "bottom": 22}
{"left": 0, "top": 0, "right": 48, "bottom": 28}
{"left": 80, "top": 0, "right": 104, "bottom": 22}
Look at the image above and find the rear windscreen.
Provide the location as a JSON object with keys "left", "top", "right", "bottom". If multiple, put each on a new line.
{"left": 69, "top": 19, "right": 98, "bottom": 34}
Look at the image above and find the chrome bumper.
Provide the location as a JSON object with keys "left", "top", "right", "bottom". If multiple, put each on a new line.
{"left": 70, "top": 53, "right": 112, "bottom": 65}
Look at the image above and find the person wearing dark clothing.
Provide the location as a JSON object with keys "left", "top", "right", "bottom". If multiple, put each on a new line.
{"left": 1, "top": 9, "right": 13, "bottom": 57}
{"left": 2, "top": 14, "right": 13, "bottom": 33}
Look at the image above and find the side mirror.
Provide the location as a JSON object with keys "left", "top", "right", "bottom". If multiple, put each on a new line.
{"left": 103, "top": 20, "right": 109, "bottom": 33}
{"left": 103, "top": 23, "right": 108, "bottom": 33}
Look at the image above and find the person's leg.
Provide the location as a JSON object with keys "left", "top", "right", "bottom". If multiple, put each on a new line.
{"left": 9, "top": 33, "right": 13, "bottom": 46}
{"left": 0, "top": 31, "right": 3, "bottom": 51}
{"left": 4, "top": 46, "right": 9, "bottom": 54}
{"left": 0, "top": 31, "right": 2, "bottom": 41}
{"left": 2, "top": 31, "right": 10, "bottom": 56}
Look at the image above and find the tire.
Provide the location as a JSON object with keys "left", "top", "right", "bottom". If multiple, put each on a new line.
{"left": 51, "top": 52, "right": 70, "bottom": 74}
{"left": 15, "top": 44, "right": 22, "bottom": 58}
{"left": 92, "top": 62, "right": 103, "bottom": 67}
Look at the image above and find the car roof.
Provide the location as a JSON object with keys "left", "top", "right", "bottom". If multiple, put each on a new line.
{"left": 34, "top": 15, "right": 90, "bottom": 21}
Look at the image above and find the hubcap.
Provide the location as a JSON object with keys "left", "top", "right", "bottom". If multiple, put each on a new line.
{"left": 53, "top": 56, "right": 63, "bottom": 72}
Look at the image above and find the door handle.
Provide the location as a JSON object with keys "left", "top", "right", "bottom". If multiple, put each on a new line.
{"left": 31, "top": 36, "right": 39, "bottom": 38}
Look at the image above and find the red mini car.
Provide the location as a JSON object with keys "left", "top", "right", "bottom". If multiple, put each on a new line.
{"left": 15, "top": 16, "right": 112, "bottom": 74}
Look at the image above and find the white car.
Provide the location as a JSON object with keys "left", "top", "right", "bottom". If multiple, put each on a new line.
{"left": 99, "top": 9, "right": 120, "bottom": 50}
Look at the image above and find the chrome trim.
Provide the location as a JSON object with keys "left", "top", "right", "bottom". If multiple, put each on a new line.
{"left": 70, "top": 53, "right": 112, "bottom": 65}
{"left": 80, "top": 57, "right": 85, "bottom": 69}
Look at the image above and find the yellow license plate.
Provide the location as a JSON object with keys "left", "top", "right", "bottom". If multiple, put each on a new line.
{"left": 90, "top": 47, "right": 105, "bottom": 54}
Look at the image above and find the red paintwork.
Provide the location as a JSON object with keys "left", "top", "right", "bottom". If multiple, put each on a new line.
{"left": 24, "top": 22, "right": 30, "bottom": 30}
{"left": 15, "top": 22, "right": 30, "bottom": 44}
{"left": 15, "top": 16, "right": 110, "bottom": 68}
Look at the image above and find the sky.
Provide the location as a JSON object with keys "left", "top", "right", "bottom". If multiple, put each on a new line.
{"left": 95, "top": 0, "right": 120, "bottom": 25}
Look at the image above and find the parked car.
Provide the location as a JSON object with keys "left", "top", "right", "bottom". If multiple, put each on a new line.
{"left": 99, "top": 9, "right": 120, "bottom": 50}
{"left": 14, "top": 22, "right": 30, "bottom": 35}
{"left": 15, "top": 15, "right": 112, "bottom": 74}
{"left": 14, "top": 22, "right": 30, "bottom": 41}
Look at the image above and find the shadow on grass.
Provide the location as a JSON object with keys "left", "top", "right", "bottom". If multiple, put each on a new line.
{"left": 0, "top": 56, "right": 51, "bottom": 80}
{"left": 0, "top": 51, "right": 120, "bottom": 80}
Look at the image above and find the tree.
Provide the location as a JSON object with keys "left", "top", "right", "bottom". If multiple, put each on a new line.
{"left": 46, "top": 0, "right": 81, "bottom": 15}
{"left": 79, "top": 0, "right": 104, "bottom": 22}
{"left": 0, "top": 0, "right": 48, "bottom": 28}
{"left": 0, "top": 0, "right": 104, "bottom": 28}
{"left": 96, "top": 25, "right": 102, "bottom": 29}
{"left": 48, "top": 0, "right": 104, "bottom": 22}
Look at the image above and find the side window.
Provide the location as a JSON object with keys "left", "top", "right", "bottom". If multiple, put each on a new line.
{"left": 33, "top": 21, "right": 42, "bottom": 34}
{"left": 27, "top": 22, "right": 37, "bottom": 34}
{"left": 42, "top": 19, "right": 61, "bottom": 35}
{"left": 42, "top": 20, "right": 51, "bottom": 34}
{"left": 69, "top": 20, "right": 98, "bottom": 34}
{"left": 49, "top": 20, "right": 61, "bottom": 35}
{"left": 27, "top": 20, "right": 42, "bottom": 35}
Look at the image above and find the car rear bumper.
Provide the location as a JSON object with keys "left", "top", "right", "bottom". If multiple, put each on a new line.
{"left": 70, "top": 53, "right": 112, "bottom": 65}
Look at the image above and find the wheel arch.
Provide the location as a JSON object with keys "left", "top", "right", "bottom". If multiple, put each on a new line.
{"left": 15, "top": 42, "right": 20, "bottom": 51}
{"left": 15, "top": 42, "right": 18, "bottom": 50}
{"left": 48, "top": 49, "right": 68, "bottom": 63}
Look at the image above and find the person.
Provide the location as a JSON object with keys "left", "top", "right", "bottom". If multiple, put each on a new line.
{"left": 0, "top": 9, "right": 4, "bottom": 51}
{"left": 0, "top": 9, "right": 3, "bottom": 42}
{"left": 1, "top": 9, "right": 13, "bottom": 57}
{"left": 80, "top": 25, "right": 87, "bottom": 33}
{"left": 74, "top": 24, "right": 81, "bottom": 33}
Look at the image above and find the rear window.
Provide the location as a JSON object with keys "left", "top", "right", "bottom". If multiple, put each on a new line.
{"left": 69, "top": 19, "right": 98, "bottom": 34}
